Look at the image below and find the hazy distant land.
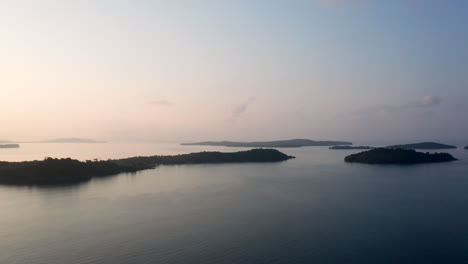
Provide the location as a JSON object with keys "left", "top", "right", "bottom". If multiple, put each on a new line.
{"left": 0, "top": 149, "right": 294, "bottom": 186}
{"left": 0, "top": 144, "right": 20, "bottom": 149}
{"left": 344, "top": 148, "right": 457, "bottom": 164}
{"left": 182, "top": 139, "right": 352, "bottom": 148}
{"left": 0, "top": 138, "right": 106, "bottom": 144}
{"left": 41, "top": 138, "right": 106, "bottom": 143}
{"left": 386, "top": 142, "right": 456, "bottom": 150}
{"left": 329, "top": 146, "right": 374, "bottom": 150}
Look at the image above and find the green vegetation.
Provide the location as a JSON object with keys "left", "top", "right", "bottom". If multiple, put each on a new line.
{"left": 344, "top": 148, "right": 457, "bottom": 164}
{"left": 182, "top": 139, "right": 352, "bottom": 148}
{"left": 0, "top": 149, "right": 294, "bottom": 186}
{"left": 329, "top": 146, "right": 373, "bottom": 150}
{"left": 386, "top": 142, "right": 456, "bottom": 150}
{"left": 0, "top": 144, "right": 20, "bottom": 148}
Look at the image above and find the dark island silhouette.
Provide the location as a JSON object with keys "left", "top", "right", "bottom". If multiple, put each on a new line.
{"left": 329, "top": 146, "right": 374, "bottom": 150}
{"left": 0, "top": 144, "right": 20, "bottom": 149}
{"left": 182, "top": 139, "right": 352, "bottom": 148}
{"left": 344, "top": 148, "right": 457, "bottom": 164}
{"left": 465, "top": 146, "right": 468, "bottom": 150}
{"left": 0, "top": 149, "right": 294, "bottom": 186}
{"left": 386, "top": 142, "right": 456, "bottom": 150}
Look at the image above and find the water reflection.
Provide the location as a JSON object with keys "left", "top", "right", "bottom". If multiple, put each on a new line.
{"left": 0, "top": 145, "right": 467, "bottom": 264}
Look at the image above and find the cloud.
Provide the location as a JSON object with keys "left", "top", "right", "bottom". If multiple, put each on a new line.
{"left": 352, "top": 95, "right": 442, "bottom": 119}
{"left": 420, "top": 95, "right": 441, "bottom": 107}
{"left": 232, "top": 97, "right": 256, "bottom": 118}
{"left": 148, "top": 99, "right": 174, "bottom": 106}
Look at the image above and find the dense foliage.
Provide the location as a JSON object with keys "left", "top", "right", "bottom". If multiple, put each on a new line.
{"left": 344, "top": 148, "right": 457, "bottom": 164}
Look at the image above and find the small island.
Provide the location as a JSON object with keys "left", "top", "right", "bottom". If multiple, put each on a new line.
{"left": 329, "top": 146, "right": 374, "bottom": 150}
{"left": 344, "top": 148, "right": 457, "bottom": 164}
{"left": 0, "top": 149, "right": 294, "bottom": 186}
{"left": 182, "top": 139, "right": 352, "bottom": 148}
{"left": 465, "top": 146, "right": 468, "bottom": 150}
{"left": 0, "top": 144, "right": 20, "bottom": 149}
{"left": 386, "top": 142, "right": 456, "bottom": 150}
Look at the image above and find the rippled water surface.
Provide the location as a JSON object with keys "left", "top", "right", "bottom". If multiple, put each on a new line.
{"left": 1, "top": 143, "right": 468, "bottom": 264}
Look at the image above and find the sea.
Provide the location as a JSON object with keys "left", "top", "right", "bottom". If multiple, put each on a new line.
{"left": 1, "top": 142, "right": 467, "bottom": 264}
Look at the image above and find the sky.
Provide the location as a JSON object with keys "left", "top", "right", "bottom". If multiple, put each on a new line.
{"left": 1, "top": 0, "right": 467, "bottom": 143}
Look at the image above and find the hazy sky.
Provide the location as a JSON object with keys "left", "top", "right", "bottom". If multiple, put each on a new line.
{"left": 1, "top": 0, "right": 467, "bottom": 143}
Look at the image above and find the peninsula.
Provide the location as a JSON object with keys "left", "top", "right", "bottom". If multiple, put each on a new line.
{"left": 329, "top": 146, "right": 373, "bottom": 150}
{"left": 0, "top": 144, "right": 20, "bottom": 149}
{"left": 344, "top": 148, "right": 457, "bottom": 164}
{"left": 182, "top": 139, "right": 352, "bottom": 148}
{"left": 386, "top": 142, "right": 456, "bottom": 150}
{"left": 0, "top": 149, "right": 294, "bottom": 186}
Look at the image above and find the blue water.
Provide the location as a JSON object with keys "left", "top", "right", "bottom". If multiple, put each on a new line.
{"left": 1, "top": 145, "right": 467, "bottom": 264}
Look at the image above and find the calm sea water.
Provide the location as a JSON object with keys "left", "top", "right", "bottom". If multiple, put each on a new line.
{"left": 1, "top": 143, "right": 468, "bottom": 264}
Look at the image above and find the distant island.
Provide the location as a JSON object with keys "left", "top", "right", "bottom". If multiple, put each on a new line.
{"left": 41, "top": 138, "right": 106, "bottom": 143}
{"left": 0, "top": 138, "right": 106, "bottom": 144}
{"left": 386, "top": 142, "right": 456, "bottom": 150}
{"left": 0, "top": 149, "right": 294, "bottom": 186}
{"left": 465, "top": 146, "right": 468, "bottom": 150}
{"left": 181, "top": 139, "right": 352, "bottom": 148}
{"left": 0, "top": 144, "right": 20, "bottom": 149}
{"left": 344, "top": 148, "right": 457, "bottom": 164}
{"left": 329, "top": 146, "right": 374, "bottom": 150}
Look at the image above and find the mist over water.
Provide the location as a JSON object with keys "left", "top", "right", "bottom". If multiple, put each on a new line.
{"left": 1, "top": 143, "right": 467, "bottom": 264}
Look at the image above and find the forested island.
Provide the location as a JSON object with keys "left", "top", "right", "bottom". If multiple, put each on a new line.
{"left": 386, "top": 142, "right": 456, "bottom": 150}
{"left": 0, "top": 149, "right": 294, "bottom": 186}
{"left": 329, "top": 146, "right": 373, "bottom": 150}
{"left": 344, "top": 148, "right": 457, "bottom": 164}
{"left": 182, "top": 139, "right": 352, "bottom": 148}
{"left": 0, "top": 144, "right": 20, "bottom": 149}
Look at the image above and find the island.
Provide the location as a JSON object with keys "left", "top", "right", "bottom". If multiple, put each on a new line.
{"left": 329, "top": 146, "right": 373, "bottom": 150}
{"left": 0, "top": 149, "right": 294, "bottom": 186}
{"left": 465, "top": 146, "right": 468, "bottom": 150}
{"left": 344, "top": 148, "right": 457, "bottom": 164}
{"left": 42, "top": 138, "right": 106, "bottom": 143}
{"left": 0, "top": 144, "right": 20, "bottom": 149}
{"left": 181, "top": 139, "right": 352, "bottom": 148}
{"left": 386, "top": 142, "right": 456, "bottom": 150}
